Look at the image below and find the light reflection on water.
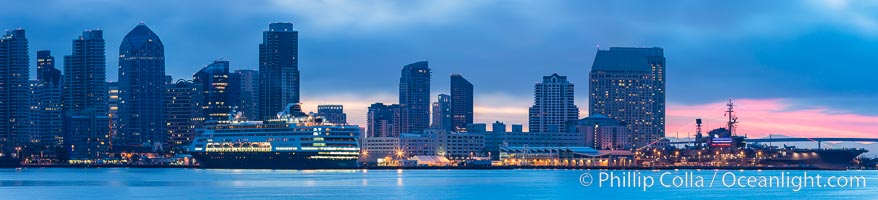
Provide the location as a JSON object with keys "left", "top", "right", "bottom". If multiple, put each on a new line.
{"left": 0, "top": 168, "right": 876, "bottom": 199}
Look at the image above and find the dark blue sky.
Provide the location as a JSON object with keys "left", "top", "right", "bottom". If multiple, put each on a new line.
{"left": 3, "top": 0, "right": 877, "bottom": 130}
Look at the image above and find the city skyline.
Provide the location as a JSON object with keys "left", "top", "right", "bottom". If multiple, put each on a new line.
{"left": 3, "top": 2, "right": 878, "bottom": 199}
{"left": 1, "top": 1, "right": 877, "bottom": 139}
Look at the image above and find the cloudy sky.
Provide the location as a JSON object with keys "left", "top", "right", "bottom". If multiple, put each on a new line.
{"left": 2, "top": 0, "right": 877, "bottom": 139}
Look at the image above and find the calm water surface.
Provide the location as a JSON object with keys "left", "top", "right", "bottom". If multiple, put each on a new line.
{"left": 1, "top": 168, "right": 877, "bottom": 199}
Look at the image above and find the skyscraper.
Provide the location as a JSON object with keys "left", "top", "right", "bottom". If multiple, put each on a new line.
{"left": 366, "top": 103, "right": 401, "bottom": 138}
{"left": 63, "top": 30, "right": 109, "bottom": 161}
{"left": 234, "top": 69, "right": 259, "bottom": 120}
{"left": 589, "top": 47, "right": 665, "bottom": 147}
{"left": 36, "top": 50, "right": 61, "bottom": 87}
{"left": 64, "top": 30, "right": 109, "bottom": 115}
{"left": 165, "top": 79, "right": 197, "bottom": 152}
{"left": 33, "top": 50, "right": 63, "bottom": 148}
{"left": 118, "top": 23, "right": 166, "bottom": 151}
{"left": 450, "top": 74, "right": 473, "bottom": 131}
{"left": 258, "top": 22, "right": 299, "bottom": 120}
{"left": 431, "top": 94, "right": 451, "bottom": 130}
{"left": 28, "top": 80, "right": 38, "bottom": 144}
{"left": 0, "top": 29, "right": 29, "bottom": 148}
{"left": 316, "top": 105, "right": 346, "bottom": 124}
{"left": 399, "top": 61, "right": 430, "bottom": 134}
{"left": 194, "top": 60, "right": 240, "bottom": 124}
{"left": 528, "top": 73, "right": 579, "bottom": 133}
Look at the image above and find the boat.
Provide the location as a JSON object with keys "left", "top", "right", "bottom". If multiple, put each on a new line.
{"left": 673, "top": 99, "right": 867, "bottom": 170}
{"left": 189, "top": 104, "right": 361, "bottom": 169}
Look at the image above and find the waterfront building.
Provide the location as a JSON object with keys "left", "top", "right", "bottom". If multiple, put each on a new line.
{"left": 0, "top": 29, "right": 29, "bottom": 148}
{"left": 118, "top": 23, "right": 166, "bottom": 151}
{"left": 258, "top": 22, "right": 299, "bottom": 120}
{"left": 483, "top": 131, "right": 586, "bottom": 158}
{"left": 431, "top": 130, "right": 485, "bottom": 160}
{"left": 450, "top": 74, "right": 473, "bottom": 131}
{"left": 399, "top": 133, "right": 440, "bottom": 158}
{"left": 528, "top": 73, "right": 579, "bottom": 133}
{"left": 568, "top": 115, "right": 632, "bottom": 150}
{"left": 399, "top": 61, "right": 431, "bottom": 134}
{"left": 194, "top": 60, "right": 240, "bottom": 124}
{"left": 497, "top": 146, "right": 625, "bottom": 167}
{"left": 32, "top": 50, "right": 64, "bottom": 149}
{"left": 366, "top": 103, "right": 401, "bottom": 138}
{"left": 165, "top": 79, "right": 198, "bottom": 152}
{"left": 360, "top": 137, "right": 403, "bottom": 163}
{"left": 63, "top": 30, "right": 110, "bottom": 161}
{"left": 360, "top": 129, "right": 485, "bottom": 163}
{"left": 431, "top": 94, "right": 451, "bottom": 130}
{"left": 589, "top": 47, "right": 665, "bottom": 147}
{"left": 316, "top": 104, "right": 346, "bottom": 124}
{"left": 234, "top": 69, "right": 258, "bottom": 120}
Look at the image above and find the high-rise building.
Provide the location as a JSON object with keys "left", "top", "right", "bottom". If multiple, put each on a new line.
{"left": 107, "top": 82, "right": 120, "bottom": 150}
{"left": 431, "top": 94, "right": 451, "bottom": 130}
{"left": 449, "top": 74, "right": 473, "bottom": 131}
{"left": 118, "top": 23, "right": 166, "bottom": 151}
{"left": 589, "top": 47, "right": 665, "bottom": 147}
{"left": 28, "top": 80, "right": 38, "bottom": 144}
{"left": 0, "top": 29, "right": 29, "bottom": 149}
{"left": 64, "top": 30, "right": 109, "bottom": 114}
{"left": 399, "top": 61, "right": 430, "bottom": 134}
{"left": 316, "top": 105, "right": 346, "bottom": 124}
{"left": 63, "top": 30, "right": 110, "bottom": 161}
{"left": 193, "top": 60, "right": 240, "bottom": 124}
{"left": 234, "top": 69, "right": 258, "bottom": 120}
{"left": 258, "top": 22, "right": 299, "bottom": 120}
{"left": 366, "top": 103, "right": 401, "bottom": 138}
{"left": 36, "top": 50, "right": 61, "bottom": 87}
{"left": 165, "top": 79, "right": 197, "bottom": 152}
{"left": 528, "top": 73, "right": 579, "bottom": 133}
{"left": 33, "top": 50, "right": 63, "bottom": 148}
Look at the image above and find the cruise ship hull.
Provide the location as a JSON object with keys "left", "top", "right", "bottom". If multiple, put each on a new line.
{"left": 191, "top": 152, "right": 359, "bottom": 169}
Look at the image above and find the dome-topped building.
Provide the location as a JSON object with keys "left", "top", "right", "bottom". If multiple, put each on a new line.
{"left": 117, "top": 23, "right": 167, "bottom": 152}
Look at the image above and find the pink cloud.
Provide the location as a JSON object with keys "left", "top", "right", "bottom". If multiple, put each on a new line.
{"left": 303, "top": 93, "right": 877, "bottom": 138}
{"left": 667, "top": 99, "right": 878, "bottom": 139}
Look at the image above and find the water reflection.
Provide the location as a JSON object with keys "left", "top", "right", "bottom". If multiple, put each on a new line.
{"left": 0, "top": 168, "right": 875, "bottom": 200}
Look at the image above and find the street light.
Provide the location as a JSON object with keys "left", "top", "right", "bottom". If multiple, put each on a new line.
{"left": 15, "top": 146, "right": 22, "bottom": 159}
